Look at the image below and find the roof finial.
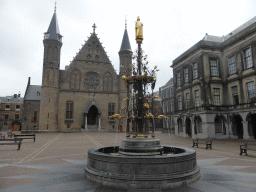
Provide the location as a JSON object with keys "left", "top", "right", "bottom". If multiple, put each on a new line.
{"left": 125, "top": 15, "right": 127, "bottom": 29}
{"left": 92, "top": 23, "right": 97, "bottom": 33}
{"left": 54, "top": 1, "right": 57, "bottom": 12}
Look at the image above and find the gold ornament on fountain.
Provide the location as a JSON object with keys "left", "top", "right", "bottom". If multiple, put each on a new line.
{"left": 143, "top": 103, "right": 149, "bottom": 108}
{"left": 135, "top": 16, "right": 143, "bottom": 44}
{"left": 158, "top": 115, "right": 169, "bottom": 119}
{"left": 122, "top": 75, "right": 127, "bottom": 80}
{"left": 122, "top": 105, "right": 126, "bottom": 109}
{"left": 111, "top": 114, "right": 123, "bottom": 120}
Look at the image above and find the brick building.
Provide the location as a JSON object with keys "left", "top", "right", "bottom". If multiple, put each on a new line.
{"left": 0, "top": 94, "right": 23, "bottom": 131}
{"left": 172, "top": 16, "right": 256, "bottom": 140}
{"left": 23, "top": 9, "right": 132, "bottom": 131}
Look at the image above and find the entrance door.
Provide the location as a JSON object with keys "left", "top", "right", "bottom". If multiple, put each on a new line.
{"left": 232, "top": 115, "right": 243, "bottom": 139}
{"left": 186, "top": 118, "right": 192, "bottom": 137}
{"left": 87, "top": 105, "right": 98, "bottom": 125}
{"left": 248, "top": 114, "right": 256, "bottom": 139}
{"left": 13, "top": 124, "right": 19, "bottom": 131}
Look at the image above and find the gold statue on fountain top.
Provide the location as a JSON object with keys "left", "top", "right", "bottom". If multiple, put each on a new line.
{"left": 135, "top": 16, "right": 143, "bottom": 44}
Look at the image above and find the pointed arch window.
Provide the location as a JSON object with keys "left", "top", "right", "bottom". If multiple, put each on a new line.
{"left": 70, "top": 70, "right": 80, "bottom": 89}
{"left": 54, "top": 47, "right": 58, "bottom": 62}
{"left": 48, "top": 47, "right": 53, "bottom": 62}
{"left": 104, "top": 72, "right": 112, "bottom": 92}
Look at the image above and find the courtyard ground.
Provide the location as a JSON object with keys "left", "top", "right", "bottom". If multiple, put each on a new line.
{"left": 0, "top": 131, "right": 256, "bottom": 192}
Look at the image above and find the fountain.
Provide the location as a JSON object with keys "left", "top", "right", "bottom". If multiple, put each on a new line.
{"left": 84, "top": 16, "right": 200, "bottom": 189}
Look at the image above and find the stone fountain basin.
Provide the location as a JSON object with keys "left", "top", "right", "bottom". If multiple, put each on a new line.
{"left": 84, "top": 146, "right": 200, "bottom": 189}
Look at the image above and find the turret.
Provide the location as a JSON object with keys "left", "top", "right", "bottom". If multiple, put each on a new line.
{"left": 39, "top": 7, "right": 62, "bottom": 130}
{"left": 118, "top": 21, "right": 133, "bottom": 131}
{"left": 119, "top": 21, "right": 132, "bottom": 75}
{"left": 42, "top": 9, "right": 62, "bottom": 87}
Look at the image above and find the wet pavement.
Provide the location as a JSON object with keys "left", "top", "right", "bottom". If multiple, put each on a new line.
{"left": 0, "top": 132, "right": 256, "bottom": 192}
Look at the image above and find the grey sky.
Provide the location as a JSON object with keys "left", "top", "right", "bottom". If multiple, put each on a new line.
{"left": 0, "top": 0, "right": 255, "bottom": 96}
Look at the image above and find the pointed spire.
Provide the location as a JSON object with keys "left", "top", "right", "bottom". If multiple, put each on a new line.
{"left": 119, "top": 19, "right": 132, "bottom": 52}
{"left": 44, "top": 6, "right": 62, "bottom": 41}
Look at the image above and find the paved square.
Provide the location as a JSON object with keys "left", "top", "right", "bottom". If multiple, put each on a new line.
{"left": 0, "top": 132, "right": 256, "bottom": 192}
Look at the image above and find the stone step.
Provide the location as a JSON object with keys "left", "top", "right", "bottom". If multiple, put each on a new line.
{"left": 87, "top": 125, "right": 98, "bottom": 129}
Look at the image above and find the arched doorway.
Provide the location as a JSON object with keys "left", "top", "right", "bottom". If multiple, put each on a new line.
{"left": 232, "top": 115, "right": 243, "bottom": 139}
{"left": 87, "top": 105, "right": 98, "bottom": 125}
{"left": 248, "top": 113, "right": 256, "bottom": 139}
{"left": 177, "top": 118, "right": 183, "bottom": 133}
{"left": 194, "top": 116, "right": 202, "bottom": 135}
{"left": 186, "top": 117, "right": 192, "bottom": 137}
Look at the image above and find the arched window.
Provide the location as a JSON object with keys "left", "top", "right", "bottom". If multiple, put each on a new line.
{"left": 194, "top": 117, "right": 202, "bottom": 134}
{"left": 48, "top": 47, "right": 53, "bottom": 62}
{"left": 215, "top": 117, "right": 223, "bottom": 133}
{"left": 104, "top": 72, "right": 112, "bottom": 92}
{"left": 54, "top": 47, "right": 58, "bottom": 62}
{"left": 70, "top": 70, "right": 80, "bottom": 89}
{"left": 178, "top": 118, "right": 183, "bottom": 133}
{"left": 49, "top": 69, "right": 53, "bottom": 85}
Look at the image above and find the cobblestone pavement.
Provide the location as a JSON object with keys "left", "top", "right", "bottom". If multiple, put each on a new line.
{"left": 0, "top": 132, "right": 256, "bottom": 192}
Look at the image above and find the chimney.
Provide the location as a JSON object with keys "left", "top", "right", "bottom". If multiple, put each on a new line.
{"left": 14, "top": 94, "right": 17, "bottom": 98}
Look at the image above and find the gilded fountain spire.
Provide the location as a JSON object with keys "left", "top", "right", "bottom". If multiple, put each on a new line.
{"left": 135, "top": 16, "right": 143, "bottom": 44}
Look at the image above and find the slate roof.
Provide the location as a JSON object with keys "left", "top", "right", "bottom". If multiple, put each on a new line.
{"left": 223, "top": 16, "right": 256, "bottom": 41}
{"left": 160, "top": 78, "right": 173, "bottom": 89}
{"left": 202, "top": 34, "right": 224, "bottom": 42}
{"left": 24, "top": 85, "right": 41, "bottom": 101}
{"left": 45, "top": 11, "right": 61, "bottom": 41}
{"left": 163, "top": 78, "right": 173, "bottom": 87}
{"left": 119, "top": 28, "right": 132, "bottom": 52}
{"left": 0, "top": 96, "right": 23, "bottom": 103}
{"left": 172, "top": 16, "right": 256, "bottom": 66}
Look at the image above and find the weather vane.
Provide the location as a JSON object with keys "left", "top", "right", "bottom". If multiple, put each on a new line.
{"left": 125, "top": 15, "right": 127, "bottom": 29}
{"left": 54, "top": 1, "right": 57, "bottom": 11}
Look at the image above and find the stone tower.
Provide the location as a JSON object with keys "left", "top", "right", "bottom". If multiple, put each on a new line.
{"left": 39, "top": 9, "right": 62, "bottom": 130}
{"left": 118, "top": 22, "right": 132, "bottom": 129}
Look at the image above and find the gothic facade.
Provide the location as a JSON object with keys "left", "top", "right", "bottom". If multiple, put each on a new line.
{"left": 23, "top": 10, "right": 132, "bottom": 132}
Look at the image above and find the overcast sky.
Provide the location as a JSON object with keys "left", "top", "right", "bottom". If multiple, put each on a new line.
{"left": 0, "top": 0, "right": 255, "bottom": 97}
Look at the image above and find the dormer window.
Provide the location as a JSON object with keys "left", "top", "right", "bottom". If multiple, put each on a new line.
{"left": 58, "top": 36, "right": 62, "bottom": 42}
{"left": 44, "top": 33, "right": 49, "bottom": 39}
